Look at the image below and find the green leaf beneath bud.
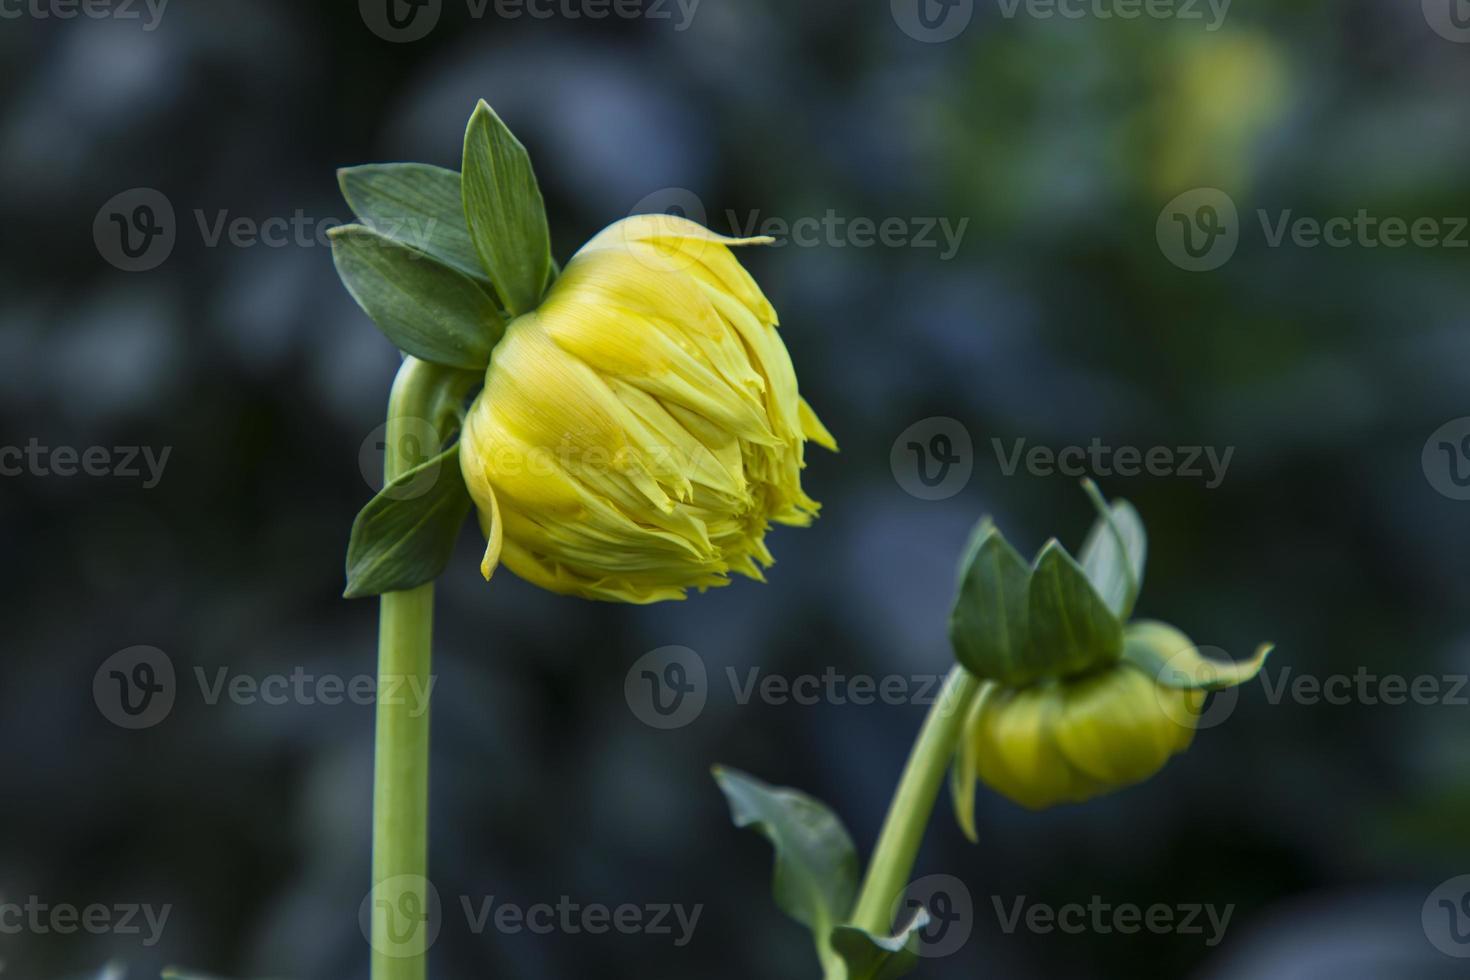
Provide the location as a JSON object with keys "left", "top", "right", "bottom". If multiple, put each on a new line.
{"left": 712, "top": 766, "right": 859, "bottom": 976}
{"left": 330, "top": 224, "right": 504, "bottom": 370}
{"left": 830, "top": 912, "right": 929, "bottom": 980}
{"left": 461, "top": 100, "right": 552, "bottom": 317}
{"left": 1122, "top": 619, "right": 1273, "bottom": 690}
{"left": 344, "top": 445, "right": 474, "bottom": 598}
{"left": 338, "top": 163, "right": 492, "bottom": 284}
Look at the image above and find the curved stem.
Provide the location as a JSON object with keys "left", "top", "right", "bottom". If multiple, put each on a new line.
{"left": 848, "top": 665, "right": 981, "bottom": 935}
{"left": 370, "top": 357, "right": 472, "bottom": 980}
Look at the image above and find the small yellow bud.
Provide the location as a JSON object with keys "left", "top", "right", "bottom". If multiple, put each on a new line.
{"left": 956, "top": 660, "right": 1204, "bottom": 816}
{"left": 458, "top": 214, "right": 836, "bottom": 603}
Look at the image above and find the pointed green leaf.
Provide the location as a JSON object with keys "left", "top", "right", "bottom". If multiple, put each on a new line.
{"left": 1078, "top": 481, "right": 1147, "bottom": 620}
{"left": 1123, "top": 619, "right": 1273, "bottom": 690}
{"left": 1026, "top": 540, "right": 1124, "bottom": 679}
{"left": 830, "top": 910, "right": 930, "bottom": 980}
{"left": 338, "top": 163, "right": 490, "bottom": 283}
{"left": 949, "top": 520, "right": 1033, "bottom": 685}
{"left": 344, "top": 445, "right": 473, "bottom": 598}
{"left": 712, "top": 766, "right": 858, "bottom": 974}
{"left": 461, "top": 100, "right": 551, "bottom": 317}
{"left": 330, "top": 224, "right": 504, "bottom": 370}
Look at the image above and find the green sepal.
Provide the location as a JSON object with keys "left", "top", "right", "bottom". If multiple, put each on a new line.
{"left": 329, "top": 224, "right": 504, "bottom": 370}
{"left": 1026, "top": 540, "right": 1125, "bottom": 677}
{"left": 1078, "top": 480, "right": 1147, "bottom": 620}
{"left": 712, "top": 766, "right": 859, "bottom": 976}
{"left": 1121, "top": 619, "right": 1273, "bottom": 690}
{"left": 344, "top": 444, "right": 474, "bottom": 599}
{"left": 337, "top": 163, "right": 491, "bottom": 284}
{"left": 949, "top": 520, "right": 1031, "bottom": 684}
{"left": 829, "top": 911, "right": 930, "bottom": 980}
{"left": 461, "top": 100, "right": 552, "bottom": 317}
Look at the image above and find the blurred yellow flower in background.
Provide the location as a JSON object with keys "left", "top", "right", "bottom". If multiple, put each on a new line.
{"left": 459, "top": 214, "right": 836, "bottom": 603}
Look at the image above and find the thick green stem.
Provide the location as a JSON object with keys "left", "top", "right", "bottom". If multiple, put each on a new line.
{"left": 848, "top": 665, "right": 981, "bottom": 935}
{"left": 370, "top": 357, "right": 469, "bottom": 980}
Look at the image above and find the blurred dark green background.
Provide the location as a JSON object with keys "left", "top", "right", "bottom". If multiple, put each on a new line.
{"left": 2, "top": 1, "right": 1469, "bottom": 977}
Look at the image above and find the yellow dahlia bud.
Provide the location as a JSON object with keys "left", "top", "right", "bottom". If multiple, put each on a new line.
{"left": 957, "top": 660, "right": 1203, "bottom": 814}
{"left": 458, "top": 214, "right": 836, "bottom": 603}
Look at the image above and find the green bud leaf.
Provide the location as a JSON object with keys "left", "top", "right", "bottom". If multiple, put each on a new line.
{"left": 461, "top": 100, "right": 552, "bottom": 317}
{"left": 330, "top": 225, "right": 504, "bottom": 370}
{"left": 338, "top": 163, "right": 491, "bottom": 284}
{"left": 1121, "top": 619, "right": 1272, "bottom": 690}
{"left": 1078, "top": 480, "right": 1147, "bottom": 620}
{"left": 712, "top": 766, "right": 859, "bottom": 975}
{"left": 344, "top": 444, "right": 473, "bottom": 598}
{"left": 949, "top": 520, "right": 1033, "bottom": 685}
{"left": 829, "top": 912, "right": 930, "bottom": 980}
{"left": 1026, "top": 540, "right": 1124, "bottom": 678}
